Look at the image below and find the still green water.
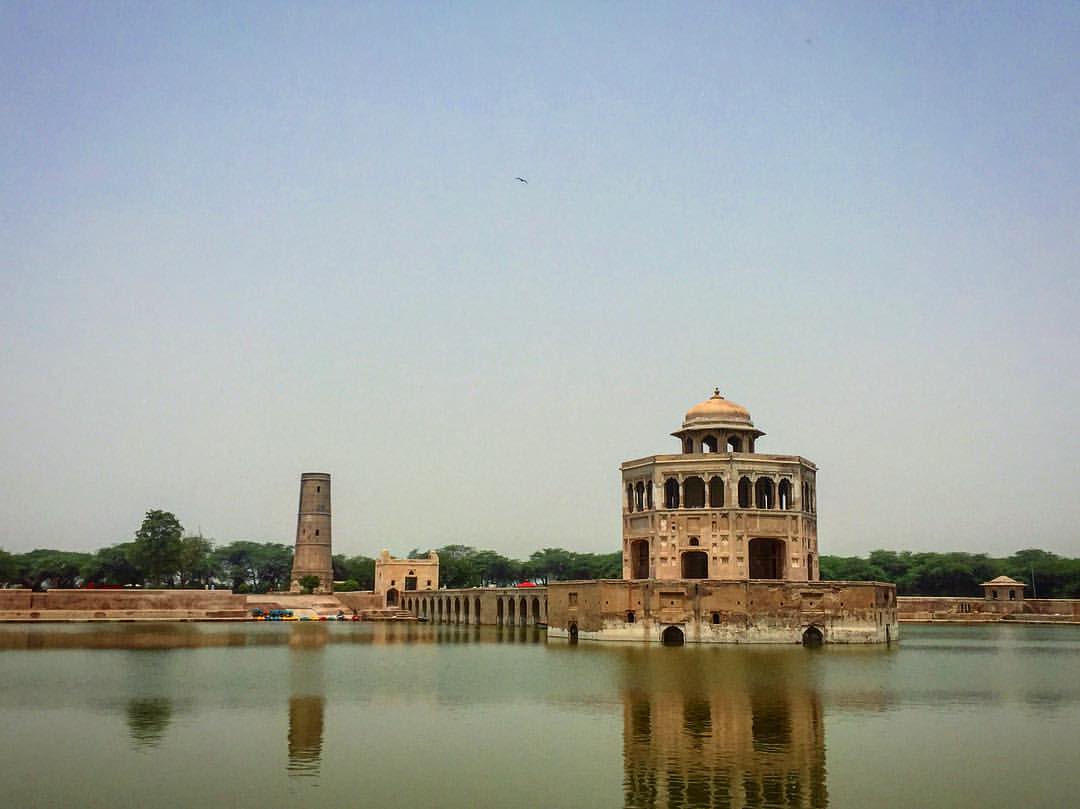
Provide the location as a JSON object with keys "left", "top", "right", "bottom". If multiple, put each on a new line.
{"left": 0, "top": 622, "right": 1077, "bottom": 809}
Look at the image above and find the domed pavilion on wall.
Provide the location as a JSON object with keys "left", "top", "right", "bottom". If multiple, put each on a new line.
{"left": 621, "top": 388, "right": 819, "bottom": 583}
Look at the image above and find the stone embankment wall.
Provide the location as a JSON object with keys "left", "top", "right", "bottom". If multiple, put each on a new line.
{"left": 897, "top": 596, "right": 1080, "bottom": 623}
{"left": 546, "top": 579, "right": 897, "bottom": 644}
{"left": 0, "top": 589, "right": 248, "bottom": 621}
{"left": 333, "top": 592, "right": 385, "bottom": 613}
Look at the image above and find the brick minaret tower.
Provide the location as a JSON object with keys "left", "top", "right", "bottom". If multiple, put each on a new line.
{"left": 290, "top": 472, "right": 333, "bottom": 593}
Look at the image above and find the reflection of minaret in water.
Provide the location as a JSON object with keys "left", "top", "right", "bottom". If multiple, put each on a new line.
{"left": 288, "top": 695, "right": 324, "bottom": 775}
{"left": 288, "top": 625, "right": 328, "bottom": 776}
{"left": 622, "top": 651, "right": 827, "bottom": 809}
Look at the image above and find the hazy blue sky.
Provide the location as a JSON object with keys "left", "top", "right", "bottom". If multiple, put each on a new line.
{"left": 2, "top": 2, "right": 1077, "bottom": 559}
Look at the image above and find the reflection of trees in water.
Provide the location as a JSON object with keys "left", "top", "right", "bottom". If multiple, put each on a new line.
{"left": 126, "top": 697, "right": 172, "bottom": 748}
{"left": 621, "top": 650, "right": 828, "bottom": 809}
{"left": 287, "top": 696, "right": 324, "bottom": 777}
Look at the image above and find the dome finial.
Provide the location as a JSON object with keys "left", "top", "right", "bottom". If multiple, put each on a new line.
{"left": 712, "top": 387, "right": 722, "bottom": 399}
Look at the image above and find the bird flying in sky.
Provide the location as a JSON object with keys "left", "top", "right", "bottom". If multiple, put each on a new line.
{"left": 515, "top": 177, "right": 528, "bottom": 184}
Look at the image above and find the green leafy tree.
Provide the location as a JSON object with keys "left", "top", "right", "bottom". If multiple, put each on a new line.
{"left": 528, "top": 548, "right": 575, "bottom": 584}
{"left": 0, "top": 548, "right": 15, "bottom": 584}
{"left": 211, "top": 541, "right": 292, "bottom": 592}
{"left": 13, "top": 549, "right": 92, "bottom": 590}
{"left": 298, "top": 574, "right": 321, "bottom": 594}
{"left": 132, "top": 510, "right": 183, "bottom": 586}
{"left": 82, "top": 543, "right": 143, "bottom": 586}
{"left": 333, "top": 554, "right": 375, "bottom": 590}
{"left": 178, "top": 535, "right": 215, "bottom": 587}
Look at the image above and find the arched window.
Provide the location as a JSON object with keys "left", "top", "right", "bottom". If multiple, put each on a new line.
{"left": 627, "top": 483, "right": 634, "bottom": 512}
{"left": 709, "top": 477, "right": 724, "bottom": 508}
{"left": 664, "top": 478, "right": 680, "bottom": 509}
{"left": 497, "top": 598, "right": 504, "bottom": 626}
{"left": 684, "top": 437, "right": 694, "bottom": 454}
{"left": 727, "top": 435, "right": 742, "bottom": 452}
{"left": 702, "top": 435, "right": 718, "bottom": 453}
{"left": 531, "top": 597, "right": 541, "bottom": 624}
{"left": 520, "top": 597, "right": 528, "bottom": 626}
{"left": 806, "top": 553, "right": 814, "bottom": 581}
{"left": 755, "top": 477, "right": 775, "bottom": 509}
{"left": 738, "top": 477, "right": 752, "bottom": 508}
{"left": 778, "top": 479, "right": 792, "bottom": 510}
{"left": 634, "top": 481, "right": 645, "bottom": 511}
{"left": 475, "top": 597, "right": 482, "bottom": 624}
{"left": 683, "top": 476, "right": 706, "bottom": 509}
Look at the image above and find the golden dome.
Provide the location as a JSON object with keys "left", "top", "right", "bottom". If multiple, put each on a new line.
{"left": 683, "top": 388, "right": 753, "bottom": 428}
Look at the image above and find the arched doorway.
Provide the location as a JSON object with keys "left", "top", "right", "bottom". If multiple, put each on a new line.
{"left": 474, "top": 597, "right": 482, "bottom": 625}
{"left": 531, "top": 597, "right": 541, "bottom": 625}
{"left": 662, "top": 626, "right": 685, "bottom": 646}
{"left": 520, "top": 597, "right": 528, "bottom": 626}
{"left": 630, "top": 539, "right": 649, "bottom": 579}
{"left": 497, "top": 598, "right": 504, "bottom": 626}
{"left": 569, "top": 622, "right": 578, "bottom": 644}
{"left": 802, "top": 626, "right": 824, "bottom": 647}
{"left": 386, "top": 588, "right": 399, "bottom": 607}
{"left": 681, "top": 551, "right": 709, "bottom": 579}
{"left": 749, "top": 538, "right": 785, "bottom": 579}
{"left": 508, "top": 598, "right": 516, "bottom": 626}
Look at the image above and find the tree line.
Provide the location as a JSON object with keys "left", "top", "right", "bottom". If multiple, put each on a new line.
{"left": 819, "top": 549, "right": 1080, "bottom": 598}
{"left": 0, "top": 510, "right": 619, "bottom": 593}
{"left": 2, "top": 510, "right": 1077, "bottom": 598}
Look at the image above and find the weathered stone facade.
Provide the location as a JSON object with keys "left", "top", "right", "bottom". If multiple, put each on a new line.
{"left": 547, "top": 390, "right": 898, "bottom": 645}
{"left": 373, "top": 550, "right": 439, "bottom": 607}
{"left": 622, "top": 389, "right": 819, "bottom": 582}
{"left": 546, "top": 579, "right": 895, "bottom": 645}
{"left": 290, "top": 472, "right": 334, "bottom": 594}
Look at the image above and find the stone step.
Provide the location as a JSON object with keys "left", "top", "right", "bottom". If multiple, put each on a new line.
{"left": 359, "top": 608, "right": 417, "bottom": 622}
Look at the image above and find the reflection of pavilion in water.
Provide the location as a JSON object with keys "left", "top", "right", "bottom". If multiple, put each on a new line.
{"left": 622, "top": 650, "right": 827, "bottom": 809}
{"left": 288, "top": 625, "right": 327, "bottom": 776}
